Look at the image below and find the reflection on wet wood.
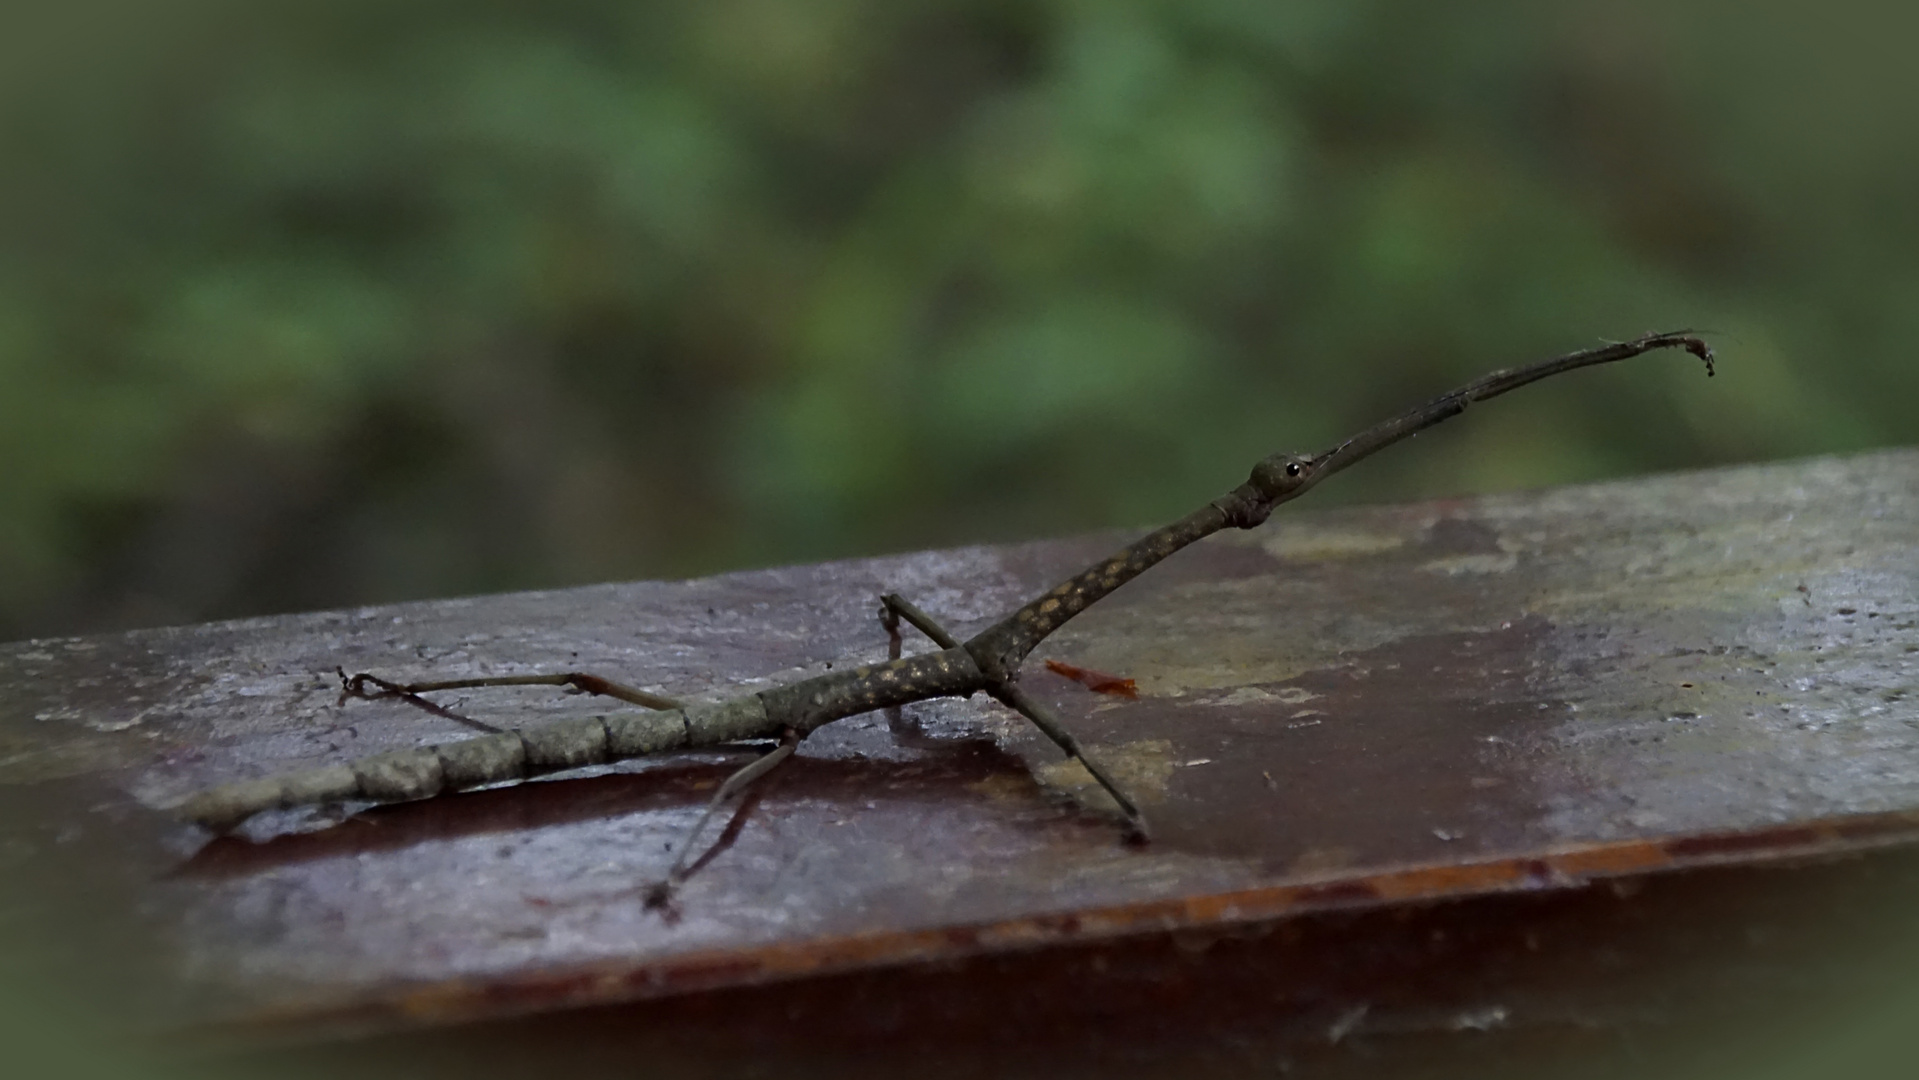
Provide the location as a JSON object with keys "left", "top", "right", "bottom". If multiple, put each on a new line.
{"left": 1, "top": 449, "right": 1917, "bottom": 1075}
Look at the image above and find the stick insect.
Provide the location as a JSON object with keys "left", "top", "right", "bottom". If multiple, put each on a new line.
{"left": 178, "top": 331, "right": 1714, "bottom": 898}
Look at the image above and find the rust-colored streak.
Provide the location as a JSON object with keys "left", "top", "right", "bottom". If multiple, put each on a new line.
{"left": 1285, "top": 880, "right": 1382, "bottom": 906}
{"left": 1663, "top": 824, "right": 1830, "bottom": 859}
{"left": 1044, "top": 659, "right": 1139, "bottom": 698}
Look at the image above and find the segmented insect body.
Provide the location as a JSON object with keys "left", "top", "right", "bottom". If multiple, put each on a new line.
{"left": 178, "top": 333, "right": 1714, "bottom": 845}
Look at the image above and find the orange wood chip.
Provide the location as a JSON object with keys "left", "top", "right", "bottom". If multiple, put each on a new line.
{"left": 1044, "top": 659, "right": 1138, "bottom": 698}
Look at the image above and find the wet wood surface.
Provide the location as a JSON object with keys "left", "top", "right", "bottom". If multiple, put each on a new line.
{"left": 1, "top": 450, "right": 1916, "bottom": 1075}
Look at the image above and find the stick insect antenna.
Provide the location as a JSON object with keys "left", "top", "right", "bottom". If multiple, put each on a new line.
{"left": 1311, "top": 331, "right": 1714, "bottom": 483}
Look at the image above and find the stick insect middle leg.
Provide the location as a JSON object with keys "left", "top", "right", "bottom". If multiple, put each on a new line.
{"left": 879, "top": 593, "right": 1149, "bottom": 841}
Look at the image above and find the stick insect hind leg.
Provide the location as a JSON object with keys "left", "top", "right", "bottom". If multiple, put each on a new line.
{"left": 879, "top": 593, "right": 1149, "bottom": 842}
{"left": 338, "top": 665, "right": 806, "bottom": 903}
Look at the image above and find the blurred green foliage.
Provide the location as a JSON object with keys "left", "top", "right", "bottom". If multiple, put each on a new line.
{"left": 0, "top": 0, "right": 1915, "bottom": 640}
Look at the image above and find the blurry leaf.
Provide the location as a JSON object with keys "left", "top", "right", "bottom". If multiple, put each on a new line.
{"left": 0, "top": 0, "right": 1914, "bottom": 637}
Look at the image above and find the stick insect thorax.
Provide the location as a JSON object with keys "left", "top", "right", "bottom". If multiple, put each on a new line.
{"left": 176, "top": 331, "right": 1714, "bottom": 844}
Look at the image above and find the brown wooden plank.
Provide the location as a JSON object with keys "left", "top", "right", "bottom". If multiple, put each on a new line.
{"left": 1, "top": 449, "right": 1915, "bottom": 1058}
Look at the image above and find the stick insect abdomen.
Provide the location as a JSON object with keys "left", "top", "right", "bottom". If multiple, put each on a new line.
{"left": 760, "top": 647, "right": 987, "bottom": 732}
{"left": 178, "top": 648, "right": 992, "bottom": 832}
{"left": 177, "top": 707, "right": 692, "bottom": 832}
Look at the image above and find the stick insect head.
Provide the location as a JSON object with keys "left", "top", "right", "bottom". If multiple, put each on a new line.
{"left": 1247, "top": 451, "right": 1323, "bottom": 504}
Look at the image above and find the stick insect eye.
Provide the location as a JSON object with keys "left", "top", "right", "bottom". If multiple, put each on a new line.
{"left": 1251, "top": 453, "right": 1314, "bottom": 497}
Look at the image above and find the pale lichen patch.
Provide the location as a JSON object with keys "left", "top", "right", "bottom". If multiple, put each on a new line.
{"left": 1260, "top": 526, "right": 1408, "bottom": 562}
{"left": 1207, "top": 686, "right": 1320, "bottom": 708}
{"left": 1036, "top": 738, "right": 1178, "bottom": 811}
{"left": 1287, "top": 845, "right": 1361, "bottom": 876}
{"left": 1421, "top": 553, "right": 1519, "bottom": 576}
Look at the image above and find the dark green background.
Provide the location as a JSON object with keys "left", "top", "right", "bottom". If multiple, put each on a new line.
{"left": 3, "top": 0, "right": 1913, "bottom": 642}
